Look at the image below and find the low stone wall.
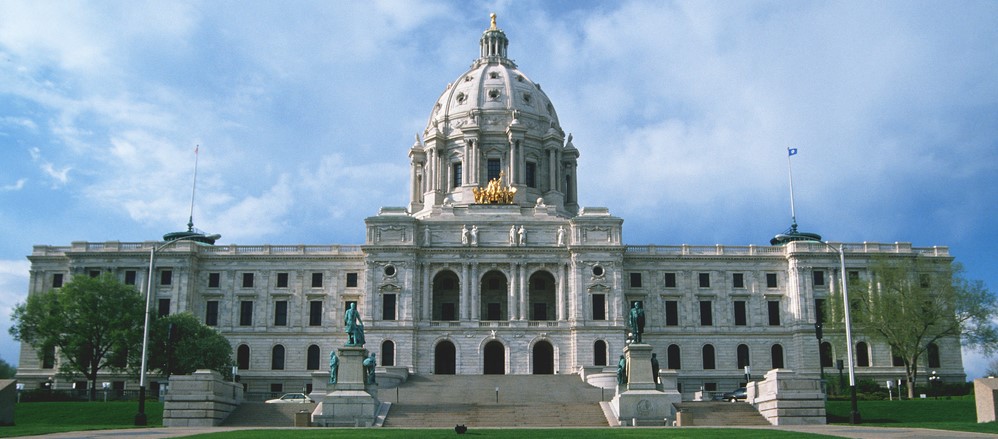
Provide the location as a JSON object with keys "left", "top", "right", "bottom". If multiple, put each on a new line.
{"left": 748, "top": 369, "right": 825, "bottom": 425}
{"left": 974, "top": 377, "right": 998, "bottom": 422}
{"left": 163, "top": 370, "right": 244, "bottom": 427}
{"left": 0, "top": 380, "right": 15, "bottom": 426}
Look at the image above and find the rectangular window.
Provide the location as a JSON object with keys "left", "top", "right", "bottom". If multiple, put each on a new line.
{"left": 53, "top": 273, "right": 64, "bottom": 288}
{"left": 815, "top": 299, "right": 826, "bottom": 324}
{"left": 766, "top": 273, "right": 778, "bottom": 288}
{"left": 158, "top": 298, "right": 170, "bottom": 317}
{"left": 274, "top": 301, "right": 288, "bottom": 326}
{"left": 813, "top": 270, "right": 825, "bottom": 287}
{"left": 270, "top": 383, "right": 283, "bottom": 393}
{"left": 919, "top": 273, "right": 931, "bottom": 288}
{"left": 487, "top": 158, "right": 501, "bottom": 181}
{"left": 665, "top": 300, "right": 678, "bottom": 326}
{"left": 242, "top": 273, "right": 254, "bottom": 288}
{"left": 453, "top": 162, "right": 462, "bottom": 188}
{"left": 734, "top": 300, "right": 747, "bottom": 326}
{"left": 160, "top": 270, "right": 173, "bottom": 286}
{"left": 629, "top": 272, "right": 642, "bottom": 288}
{"left": 848, "top": 270, "right": 860, "bottom": 282}
{"left": 525, "top": 161, "right": 536, "bottom": 188}
{"left": 698, "top": 272, "right": 710, "bottom": 288}
{"left": 240, "top": 301, "right": 254, "bottom": 326}
{"left": 309, "top": 301, "right": 322, "bottom": 326}
{"left": 383, "top": 294, "right": 397, "bottom": 320}
{"left": 699, "top": 300, "right": 713, "bottom": 326}
{"left": 208, "top": 272, "right": 220, "bottom": 288}
{"left": 664, "top": 272, "right": 676, "bottom": 288}
{"left": 704, "top": 382, "right": 717, "bottom": 392}
{"left": 487, "top": 303, "right": 501, "bottom": 320}
{"left": 533, "top": 303, "right": 548, "bottom": 321}
{"left": 768, "top": 301, "right": 781, "bottom": 326}
{"left": 206, "top": 301, "right": 219, "bottom": 326}
{"left": 89, "top": 270, "right": 101, "bottom": 278}
{"left": 276, "top": 272, "right": 289, "bottom": 288}
{"left": 311, "top": 272, "right": 323, "bottom": 288}
{"left": 346, "top": 272, "right": 358, "bottom": 288}
{"left": 732, "top": 273, "right": 744, "bottom": 289}
{"left": 124, "top": 270, "right": 137, "bottom": 285}
{"left": 592, "top": 294, "right": 606, "bottom": 320}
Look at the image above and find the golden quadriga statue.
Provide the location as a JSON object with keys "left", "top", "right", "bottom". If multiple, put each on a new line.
{"left": 473, "top": 171, "right": 517, "bottom": 204}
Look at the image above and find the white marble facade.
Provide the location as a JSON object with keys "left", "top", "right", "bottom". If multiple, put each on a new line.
{"left": 17, "top": 17, "right": 964, "bottom": 398}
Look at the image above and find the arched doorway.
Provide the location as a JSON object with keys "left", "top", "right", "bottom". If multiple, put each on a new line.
{"left": 484, "top": 340, "right": 505, "bottom": 374}
{"left": 480, "top": 270, "right": 508, "bottom": 321}
{"left": 434, "top": 340, "right": 456, "bottom": 374}
{"left": 533, "top": 340, "right": 554, "bottom": 374}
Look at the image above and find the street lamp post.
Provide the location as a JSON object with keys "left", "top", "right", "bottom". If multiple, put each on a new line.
{"left": 135, "top": 234, "right": 220, "bottom": 426}
{"left": 831, "top": 243, "right": 861, "bottom": 424}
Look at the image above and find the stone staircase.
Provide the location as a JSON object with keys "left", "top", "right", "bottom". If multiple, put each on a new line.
{"left": 673, "top": 401, "right": 770, "bottom": 426}
{"left": 384, "top": 375, "right": 608, "bottom": 427}
{"left": 222, "top": 401, "right": 316, "bottom": 427}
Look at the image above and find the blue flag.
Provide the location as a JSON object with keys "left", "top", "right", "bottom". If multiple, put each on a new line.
{"left": 788, "top": 148, "right": 798, "bottom": 156}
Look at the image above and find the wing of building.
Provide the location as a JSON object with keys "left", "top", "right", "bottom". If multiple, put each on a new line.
{"left": 18, "top": 17, "right": 964, "bottom": 399}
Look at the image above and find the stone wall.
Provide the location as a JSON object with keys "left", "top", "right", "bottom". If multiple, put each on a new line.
{"left": 0, "top": 380, "right": 14, "bottom": 426}
{"left": 163, "top": 370, "right": 244, "bottom": 427}
{"left": 974, "top": 377, "right": 998, "bottom": 422}
{"left": 748, "top": 369, "right": 825, "bottom": 425}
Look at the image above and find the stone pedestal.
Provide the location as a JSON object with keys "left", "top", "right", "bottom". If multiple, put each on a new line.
{"left": 974, "top": 378, "right": 998, "bottom": 423}
{"left": 748, "top": 369, "right": 825, "bottom": 425}
{"left": 610, "top": 344, "right": 681, "bottom": 426}
{"left": 312, "top": 347, "right": 380, "bottom": 427}
{"left": 163, "top": 370, "right": 244, "bottom": 427}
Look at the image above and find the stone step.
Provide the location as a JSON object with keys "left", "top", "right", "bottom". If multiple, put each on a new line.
{"left": 674, "top": 401, "right": 770, "bottom": 426}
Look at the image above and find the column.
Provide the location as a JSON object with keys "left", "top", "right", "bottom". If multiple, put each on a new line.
{"left": 556, "top": 263, "right": 565, "bottom": 321}
{"left": 520, "top": 265, "right": 530, "bottom": 320}
{"left": 463, "top": 141, "right": 469, "bottom": 186}
{"left": 548, "top": 149, "right": 556, "bottom": 191}
{"left": 471, "top": 263, "right": 480, "bottom": 320}
{"left": 422, "top": 263, "right": 432, "bottom": 321}
{"left": 508, "top": 138, "right": 517, "bottom": 184}
{"left": 461, "top": 264, "right": 470, "bottom": 320}
{"left": 508, "top": 263, "right": 517, "bottom": 321}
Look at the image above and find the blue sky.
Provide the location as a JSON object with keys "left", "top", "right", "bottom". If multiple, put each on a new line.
{"left": 1, "top": 1, "right": 996, "bottom": 378}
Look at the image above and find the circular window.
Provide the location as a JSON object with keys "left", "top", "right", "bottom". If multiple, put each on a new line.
{"left": 384, "top": 265, "right": 396, "bottom": 277}
{"left": 456, "top": 92, "right": 467, "bottom": 104}
{"left": 592, "top": 265, "right": 604, "bottom": 277}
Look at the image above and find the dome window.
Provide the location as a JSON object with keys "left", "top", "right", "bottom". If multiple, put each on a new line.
{"left": 456, "top": 92, "right": 467, "bottom": 104}
{"left": 488, "top": 88, "right": 501, "bottom": 100}
{"left": 489, "top": 71, "right": 500, "bottom": 79}
{"left": 517, "top": 74, "right": 524, "bottom": 82}
{"left": 465, "top": 75, "right": 474, "bottom": 82}
{"left": 522, "top": 93, "right": 532, "bottom": 104}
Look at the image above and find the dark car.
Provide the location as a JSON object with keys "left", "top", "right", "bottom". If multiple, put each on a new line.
{"left": 721, "top": 387, "right": 747, "bottom": 402}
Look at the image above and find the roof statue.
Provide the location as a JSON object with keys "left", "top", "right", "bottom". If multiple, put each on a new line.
{"left": 490, "top": 12, "right": 497, "bottom": 30}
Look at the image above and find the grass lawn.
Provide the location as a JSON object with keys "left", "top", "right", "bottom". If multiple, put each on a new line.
{"left": 186, "top": 429, "right": 836, "bottom": 439}
{"left": 826, "top": 397, "right": 998, "bottom": 434}
{"left": 0, "top": 401, "right": 163, "bottom": 438}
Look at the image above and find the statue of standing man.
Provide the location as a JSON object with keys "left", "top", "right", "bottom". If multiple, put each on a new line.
{"left": 329, "top": 351, "right": 339, "bottom": 384}
{"left": 616, "top": 354, "right": 627, "bottom": 385}
{"left": 629, "top": 301, "right": 646, "bottom": 343}
{"left": 344, "top": 303, "right": 365, "bottom": 347}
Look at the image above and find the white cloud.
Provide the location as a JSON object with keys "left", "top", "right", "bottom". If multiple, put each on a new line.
{"left": 1, "top": 179, "right": 26, "bottom": 192}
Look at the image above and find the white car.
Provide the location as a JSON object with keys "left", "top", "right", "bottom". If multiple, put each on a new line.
{"left": 265, "top": 393, "right": 314, "bottom": 403}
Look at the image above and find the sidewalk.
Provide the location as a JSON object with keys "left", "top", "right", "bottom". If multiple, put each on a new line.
{"left": 27, "top": 425, "right": 998, "bottom": 439}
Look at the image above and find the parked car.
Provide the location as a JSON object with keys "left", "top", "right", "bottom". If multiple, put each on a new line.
{"left": 721, "top": 387, "right": 747, "bottom": 402}
{"left": 265, "top": 393, "right": 314, "bottom": 404}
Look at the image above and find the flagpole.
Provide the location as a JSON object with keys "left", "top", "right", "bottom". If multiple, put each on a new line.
{"left": 187, "top": 145, "right": 199, "bottom": 231}
{"left": 787, "top": 147, "right": 798, "bottom": 226}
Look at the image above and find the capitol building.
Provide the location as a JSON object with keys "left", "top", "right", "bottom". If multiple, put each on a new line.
{"left": 18, "top": 17, "right": 964, "bottom": 398}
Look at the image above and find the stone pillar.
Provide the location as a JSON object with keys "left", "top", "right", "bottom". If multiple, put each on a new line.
{"left": 519, "top": 263, "right": 528, "bottom": 320}
{"left": 508, "top": 263, "right": 517, "bottom": 321}
{"left": 975, "top": 378, "right": 998, "bottom": 423}
{"left": 556, "top": 263, "right": 565, "bottom": 321}
{"left": 461, "top": 264, "right": 470, "bottom": 320}
{"left": 422, "top": 264, "right": 431, "bottom": 321}
{"left": 609, "top": 344, "right": 682, "bottom": 426}
{"left": 471, "top": 263, "right": 480, "bottom": 320}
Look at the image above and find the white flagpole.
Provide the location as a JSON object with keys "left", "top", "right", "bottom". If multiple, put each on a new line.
{"left": 787, "top": 148, "right": 797, "bottom": 226}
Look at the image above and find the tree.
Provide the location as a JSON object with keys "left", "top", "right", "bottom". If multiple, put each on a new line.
{"left": 145, "top": 312, "right": 232, "bottom": 377}
{"left": 832, "top": 256, "right": 998, "bottom": 399}
{"left": 0, "top": 357, "right": 15, "bottom": 379}
{"left": 9, "top": 274, "right": 143, "bottom": 400}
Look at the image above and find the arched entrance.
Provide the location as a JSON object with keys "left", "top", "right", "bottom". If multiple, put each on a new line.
{"left": 434, "top": 340, "right": 456, "bottom": 374}
{"left": 533, "top": 340, "right": 554, "bottom": 374}
{"left": 483, "top": 340, "right": 505, "bottom": 374}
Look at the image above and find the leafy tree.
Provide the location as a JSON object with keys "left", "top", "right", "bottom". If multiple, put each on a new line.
{"left": 9, "top": 274, "right": 143, "bottom": 400}
{"left": 830, "top": 256, "right": 998, "bottom": 399}
{"left": 987, "top": 357, "right": 998, "bottom": 378}
{"left": 145, "top": 312, "right": 232, "bottom": 377}
{"left": 0, "top": 357, "right": 15, "bottom": 379}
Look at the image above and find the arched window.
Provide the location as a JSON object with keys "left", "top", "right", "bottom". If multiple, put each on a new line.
{"left": 667, "top": 344, "right": 681, "bottom": 370}
{"left": 382, "top": 340, "right": 396, "bottom": 366}
{"left": 237, "top": 344, "right": 250, "bottom": 370}
{"left": 271, "top": 345, "right": 285, "bottom": 370}
{"left": 593, "top": 340, "right": 607, "bottom": 366}
{"left": 306, "top": 345, "right": 320, "bottom": 370}
{"left": 820, "top": 342, "right": 833, "bottom": 368}
{"left": 771, "top": 344, "right": 785, "bottom": 369}
{"left": 856, "top": 342, "right": 870, "bottom": 367}
{"left": 737, "top": 344, "right": 750, "bottom": 369}
{"left": 927, "top": 342, "right": 941, "bottom": 368}
{"left": 702, "top": 344, "right": 716, "bottom": 370}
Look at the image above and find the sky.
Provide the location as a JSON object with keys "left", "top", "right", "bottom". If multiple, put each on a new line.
{"left": 1, "top": 1, "right": 996, "bottom": 378}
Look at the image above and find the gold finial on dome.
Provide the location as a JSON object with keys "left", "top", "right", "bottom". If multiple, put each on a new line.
{"left": 490, "top": 13, "right": 497, "bottom": 30}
